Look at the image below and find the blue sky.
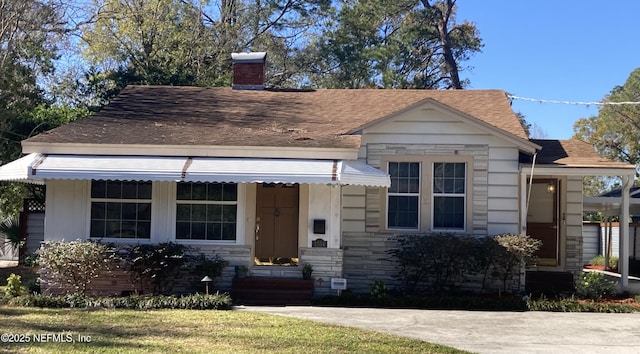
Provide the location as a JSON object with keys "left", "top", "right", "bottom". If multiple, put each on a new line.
{"left": 455, "top": 0, "right": 639, "bottom": 139}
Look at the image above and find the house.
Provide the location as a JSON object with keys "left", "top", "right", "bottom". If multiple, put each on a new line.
{"left": 0, "top": 52, "right": 636, "bottom": 296}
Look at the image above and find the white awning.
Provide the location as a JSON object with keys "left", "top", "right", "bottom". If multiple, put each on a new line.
{"left": 0, "top": 153, "right": 43, "bottom": 184}
{"left": 0, "top": 154, "right": 390, "bottom": 187}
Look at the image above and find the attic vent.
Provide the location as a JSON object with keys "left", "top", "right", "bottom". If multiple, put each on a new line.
{"left": 231, "top": 52, "right": 266, "bottom": 90}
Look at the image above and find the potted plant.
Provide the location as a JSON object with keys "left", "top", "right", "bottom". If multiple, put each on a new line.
{"left": 234, "top": 265, "right": 249, "bottom": 278}
{"left": 301, "top": 263, "right": 313, "bottom": 280}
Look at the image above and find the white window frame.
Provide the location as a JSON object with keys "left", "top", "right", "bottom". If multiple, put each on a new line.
{"left": 386, "top": 161, "right": 421, "bottom": 230}
{"left": 431, "top": 162, "right": 467, "bottom": 231}
{"left": 88, "top": 180, "right": 153, "bottom": 240}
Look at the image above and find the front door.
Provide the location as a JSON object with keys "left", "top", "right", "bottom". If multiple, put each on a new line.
{"left": 255, "top": 183, "right": 299, "bottom": 263}
{"left": 527, "top": 179, "right": 559, "bottom": 266}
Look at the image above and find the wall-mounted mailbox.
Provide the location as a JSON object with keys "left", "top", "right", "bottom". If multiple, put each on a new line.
{"left": 313, "top": 219, "right": 326, "bottom": 234}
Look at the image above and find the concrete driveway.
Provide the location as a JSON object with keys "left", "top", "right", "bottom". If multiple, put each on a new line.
{"left": 238, "top": 306, "right": 640, "bottom": 354}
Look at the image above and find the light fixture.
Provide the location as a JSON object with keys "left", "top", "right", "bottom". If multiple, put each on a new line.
{"left": 546, "top": 181, "right": 555, "bottom": 193}
{"left": 201, "top": 275, "right": 213, "bottom": 295}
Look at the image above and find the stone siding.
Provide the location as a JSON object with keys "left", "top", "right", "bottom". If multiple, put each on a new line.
{"left": 299, "top": 247, "right": 343, "bottom": 296}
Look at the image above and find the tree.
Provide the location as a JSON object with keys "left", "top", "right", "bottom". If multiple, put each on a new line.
{"left": 308, "top": 0, "right": 481, "bottom": 89}
{"left": 76, "top": 0, "right": 331, "bottom": 94}
{"left": 573, "top": 68, "right": 640, "bottom": 172}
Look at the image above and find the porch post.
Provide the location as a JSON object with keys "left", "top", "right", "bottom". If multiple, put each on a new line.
{"left": 519, "top": 171, "right": 528, "bottom": 234}
{"left": 619, "top": 174, "right": 633, "bottom": 292}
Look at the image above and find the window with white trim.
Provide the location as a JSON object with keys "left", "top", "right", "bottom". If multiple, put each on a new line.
{"left": 432, "top": 162, "right": 466, "bottom": 230}
{"left": 175, "top": 182, "right": 237, "bottom": 241}
{"left": 90, "top": 181, "right": 152, "bottom": 239}
{"left": 387, "top": 162, "right": 420, "bottom": 229}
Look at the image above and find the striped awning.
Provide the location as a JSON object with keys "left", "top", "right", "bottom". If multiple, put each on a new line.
{"left": 0, "top": 154, "right": 390, "bottom": 187}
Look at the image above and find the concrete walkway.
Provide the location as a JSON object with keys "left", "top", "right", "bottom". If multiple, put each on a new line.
{"left": 238, "top": 306, "right": 640, "bottom": 354}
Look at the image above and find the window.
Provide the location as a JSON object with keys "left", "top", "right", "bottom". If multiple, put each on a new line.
{"left": 387, "top": 162, "right": 420, "bottom": 229}
{"left": 176, "top": 182, "right": 237, "bottom": 241}
{"left": 433, "top": 162, "right": 466, "bottom": 230}
{"left": 90, "top": 181, "right": 152, "bottom": 239}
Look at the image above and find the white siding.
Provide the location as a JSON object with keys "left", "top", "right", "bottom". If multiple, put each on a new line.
{"left": 583, "top": 222, "right": 600, "bottom": 263}
{"left": 357, "top": 106, "right": 522, "bottom": 236}
{"left": 26, "top": 213, "right": 45, "bottom": 254}
{"left": 564, "top": 176, "right": 584, "bottom": 271}
{"left": 45, "top": 179, "right": 90, "bottom": 241}
{"left": 307, "top": 184, "right": 341, "bottom": 248}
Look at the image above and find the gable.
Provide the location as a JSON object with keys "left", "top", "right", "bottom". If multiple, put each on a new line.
{"left": 359, "top": 99, "right": 538, "bottom": 152}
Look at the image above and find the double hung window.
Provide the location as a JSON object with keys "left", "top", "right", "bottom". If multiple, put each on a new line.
{"left": 387, "top": 162, "right": 420, "bottom": 229}
{"left": 432, "top": 162, "right": 466, "bottom": 230}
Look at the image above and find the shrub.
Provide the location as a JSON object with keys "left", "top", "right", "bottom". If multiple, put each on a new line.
{"left": 37, "top": 240, "right": 116, "bottom": 295}
{"left": 4, "top": 273, "right": 23, "bottom": 297}
{"left": 369, "top": 280, "right": 388, "bottom": 300}
{"left": 492, "top": 234, "right": 542, "bottom": 292}
{"left": 189, "top": 254, "right": 228, "bottom": 288}
{"left": 6, "top": 293, "right": 232, "bottom": 310}
{"left": 588, "top": 255, "right": 618, "bottom": 269}
{"left": 526, "top": 296, "right": 637, "bottom": 313}
{"left": 387, "top": 233, "right": 542, "bottom": 294}
{"left": 119, "top": 242, "right": 188, "bottom": 295}
{"left": 576, "top": 271, "right": 616, "bottom": 300}
{"left": 118, "top": 243, "right": 228, "bottom": 295}
{"left": 21, "top": 253, "right": 39, "bottom": 267}
{"left": 386, "top": 233, "right": 479, "bottom": 293}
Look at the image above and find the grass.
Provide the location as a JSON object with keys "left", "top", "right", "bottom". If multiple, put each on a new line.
{"left": 0, "top": 307, "right": 468, "bottom": 354}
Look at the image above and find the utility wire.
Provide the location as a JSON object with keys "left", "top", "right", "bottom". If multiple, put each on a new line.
{"left": 508, "top": 95, "right": 640, "bottom": 107}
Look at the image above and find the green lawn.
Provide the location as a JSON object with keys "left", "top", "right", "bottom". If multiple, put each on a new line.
{"left": 0, "top": 307, "right": 468, "bottom": 353}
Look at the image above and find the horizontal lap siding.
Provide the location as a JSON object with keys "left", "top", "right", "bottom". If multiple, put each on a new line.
{"left": 341, "top": 108, "right": 523, "bottom": 293}
{"left": 565, "top": 176, "right": 584, "bottom": 271}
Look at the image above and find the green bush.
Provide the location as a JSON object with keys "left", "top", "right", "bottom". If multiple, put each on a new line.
{"left": 386, "top": 233, "right": 479, "bottom": 293}
{"left": 492, "top": 234, "right": 542, "bottom": 292}
{"left": 7, "top": 292, "right": 232, "bottom": 310}
{"left": 118, "top": 243, "right": 228, "bottom": 295}
{"left": 119, "top": 242, "right": 189, "bottom": 295}
{"left": 37, "top": 240, "right": 116, "bottom": 295}
{"left": 588, "top": 255, "right": 618, "bottom": 269}
{"left": 576, "top": 271, "right": 616, "bottom": 300}
{"left": 4, "top": 273, "right": 23, "bottom": 297}
{"left": 369, "top": 280, "right": 388, "bottom": 300}
{"left": 386, "top": 233, "right": 541, "bottom": 294}
{"left": 527, "top": 297, "right": 636, "bottom": 313}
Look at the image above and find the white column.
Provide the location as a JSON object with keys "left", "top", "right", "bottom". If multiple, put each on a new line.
{"left": 619, "top": 174, "right": 634, "bottom": 292}
{"left": 519, "top": 171, "right": 529, "bottom": 235}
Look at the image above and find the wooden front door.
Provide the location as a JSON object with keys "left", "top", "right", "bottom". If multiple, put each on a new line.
{"left": 527, "top": 179, "right": 559, "bottom": 266}
{"left": 255, "top": 183, "right": 299, "bottom": 260}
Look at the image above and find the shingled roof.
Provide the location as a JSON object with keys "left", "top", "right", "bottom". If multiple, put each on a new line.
{"left": 526, "top": 139, "right": 635, "bottom": 169}
{"left": 25, "top": 86, "right": 528, "bottom": 149}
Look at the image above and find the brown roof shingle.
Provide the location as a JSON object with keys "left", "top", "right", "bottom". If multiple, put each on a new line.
{"left": 25, "top": 86, "right": 527, "bottom": 149}
{"left": 528, "top": 139, "right": 635, "bottom": 169}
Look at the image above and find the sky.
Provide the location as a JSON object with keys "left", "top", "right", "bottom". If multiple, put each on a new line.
{"left": 455, "top": 0, "right": 640, "bottom": 139}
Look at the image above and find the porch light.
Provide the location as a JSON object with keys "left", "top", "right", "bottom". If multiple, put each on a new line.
{"left": 546, "top": 182, "right": 555, "bottom": 193}
{"left": 201, "top": 276, "right": 213, "bottom": 295}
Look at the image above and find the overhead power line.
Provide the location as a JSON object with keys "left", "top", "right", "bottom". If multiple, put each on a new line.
{"left": 507, "top": 95, "right": 640, "bottom": 107}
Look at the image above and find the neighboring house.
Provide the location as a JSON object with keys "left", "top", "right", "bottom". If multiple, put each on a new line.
{"left": 0, "top": 52, "right": 636, "bottom": 295}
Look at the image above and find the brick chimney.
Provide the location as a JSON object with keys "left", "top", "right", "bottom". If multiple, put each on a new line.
{"left": 231, "top": 52, "right": 267, "bottom": 90}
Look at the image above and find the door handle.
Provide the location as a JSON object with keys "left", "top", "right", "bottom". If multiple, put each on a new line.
{"left": 274, "top": 208, "right": 280, "bottom": 216}
{"left": 255, "top": 223, "right": 260, "bottom": 240}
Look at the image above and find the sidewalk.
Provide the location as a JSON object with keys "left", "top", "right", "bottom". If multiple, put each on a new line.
{"left": 239, "top": 305, "right": 640, "bottom": 354}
